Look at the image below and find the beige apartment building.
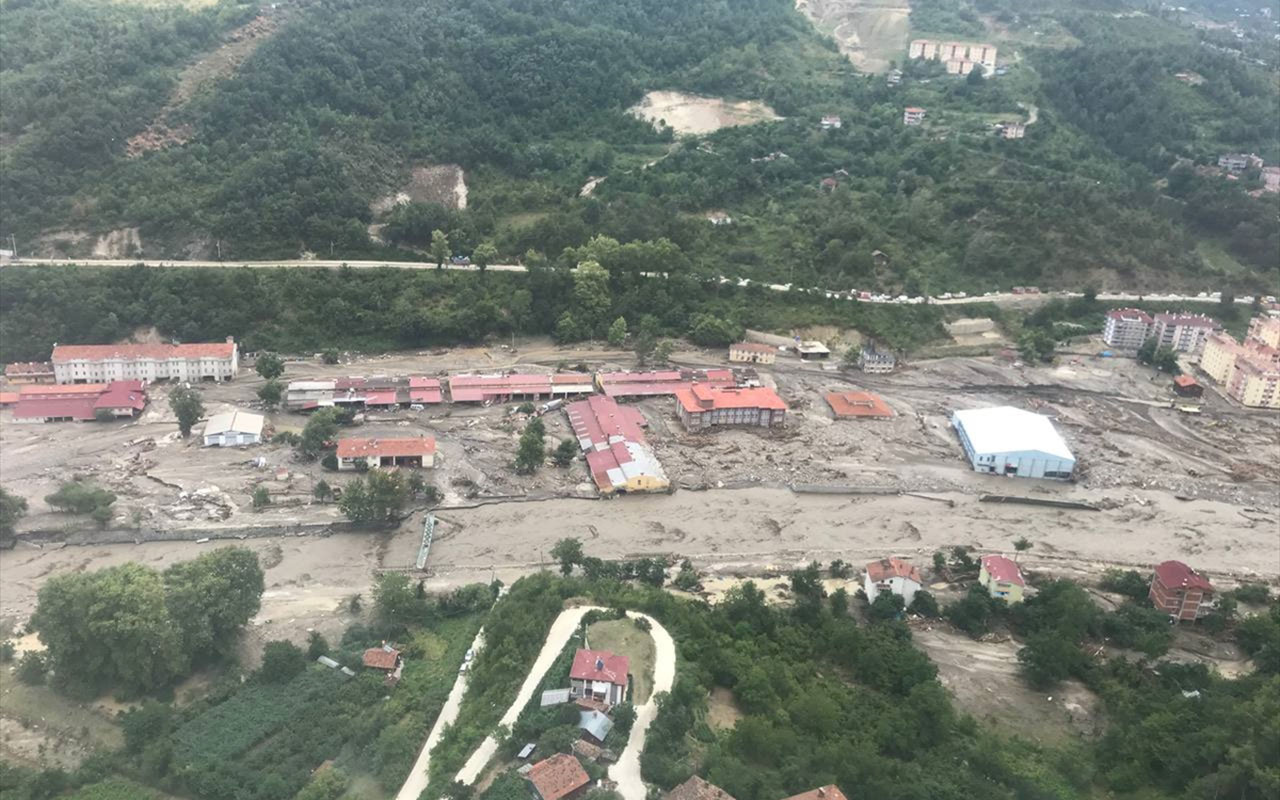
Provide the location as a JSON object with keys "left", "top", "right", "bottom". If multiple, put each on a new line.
{"left": 52, "top": 338, "right": 239, "bottom": 383}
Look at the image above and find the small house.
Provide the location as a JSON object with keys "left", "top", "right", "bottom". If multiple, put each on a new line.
{"left": 1172, "top": 375, "right": 1203, "bottom": 398}
{"left": 569, "top": 649, "right": 629, "bottom": 705}
{"left": 903, "top": 107, "right": 926, "bottom": 126}
{"left": 728, "top": 342, "right": 776, "bottom": 365}
{"left": 336, "top": 436, "right": 436, "bottom": 470}
{"left": 796, "top": 341, "right": 831, "bottom": 361}
{"left": 1150, "top": 560, "right": 1215, "bottom": 621}
{"left": 526, "top": 753, "right": 590, "bottom": 800}
{"left": 578, "top": 709, "right": 614, "bottom": 745}
{"left": 780, "top": 787, "right": 850, "bottom": 800}
{"left": 871, "top": 249, "right": 890, "bottom": 268}
{"left": 864, "top": 558, "right": 924, "bottom": 606}
{"left": 978, "top": 555, "right": 1025, "bottom": 603}
{"left": 362, "top": 642, "right": 402, "bottom": 671}
{"left": 203, "top": 409, "right": 265, "bottom": 447}
{"left": 858, "top": 344, "right": 896, "bottom": 373}
{"left": 820, "top": 115, "right": 843, "bottom": 129}
{"left": 665, "top": 776, "right": 739, "bottom": 800}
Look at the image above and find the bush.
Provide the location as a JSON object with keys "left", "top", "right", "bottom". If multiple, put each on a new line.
{"left": 1099, "top": 569, "right": 1150, "bottom": 601}
{"left": 1231, "top": 584, "right": 1272, "bottom": 605}
{"left": 306, "top": 631, "right": 329, "bottom": 660}
{"left": 0, "top": 640, "right": 14, "bottom": 662}
{"left": 44, "top": 481, "right": 115, "bottom": 515}
{"left": 829, "top": 559, "right": 851, "bottom": 578}
{"left": 272, "top": 430, "right": 301, "bottom": 446}
{"left": 908, "top": 590, "right": 939, "bottom": 618}
{"left": 17, "top": 651, "right": 47, "bottom": 685}
{"left": 321, "top": 350, "right": 340, "bottom": 365}
{"left": 251, "top": 486, "right": 271, "bottom": 509}
{"left": 868, "top": 592, "right": 905, "bottom": 622}
{"left": 259, "top": 641, "right": 307, "bottom": 683}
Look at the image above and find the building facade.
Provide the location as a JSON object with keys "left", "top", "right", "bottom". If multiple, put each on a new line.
{"left": 3, "top": 362, "right": 56, "bottom": 384}
{"left": 1226, "top": 355, "right": 1280, "bottom": 408}
{"left": 1102, "top": 308, "right": 1153, "bottom": 350}
{"left": 674, "top": 385, "right": 787, "bottom": 431}
{"left": 903, "top": 107, "right": 926, "bottom": 126}
{"left": 11, "top": 381, "right": 146, "bottom": 423}
{"left": 858, "top": 345, "right": 896, "bottom": 373}
{"left": 1200, "top": 332, "right": 1241, "bottom": 383}
{"left": 202, "top": 409, "right": 265, "bottom": 447}
{"left": 863, "top": 558, "right": 924, "bottom": 606}
{"left": 1150, "top": 560, "right": 1215, "bottom": 621}
{"left": 569, "top": 649, "right": 629, "bottom": 705}
{"left": 1197, "top": 317, "right": 1280, "bottom": 408}
{"left": 728, "top": 342, "right": 776, "bottom": 364}
{"left": 908, "top": 39, "right": 998, "bottom": 73}
{"left": 978, "top": 555, "right": 1025, "bottom": 603}
{"left": 52, "top": 338, "right": 239, "bottom": 383}
{"left": 1151, "top": 313, "right": 1217, "bottom": 353}
{"left": 951, "top": 406, "right": 1075, "bottom": 479}
{"left": 336, "top": 437, "right": 436, "bottom": 469}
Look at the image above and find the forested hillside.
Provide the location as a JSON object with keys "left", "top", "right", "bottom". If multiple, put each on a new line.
{"left": 1, "top": 0, "right": 1278, "bottom": 294}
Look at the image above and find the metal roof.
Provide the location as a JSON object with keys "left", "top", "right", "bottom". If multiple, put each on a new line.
{"left": 578, "top": 709, "right": 614, "bottom": 742}
{"left": 204, "top": 409, "right": 265, "bottom": 437}
{"left": 951, "top": 406, "right": 1073, "bottom": 460}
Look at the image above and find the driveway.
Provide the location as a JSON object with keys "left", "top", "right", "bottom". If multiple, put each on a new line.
{"left": 607, "top": 611, "right": 677, "bottom": 800}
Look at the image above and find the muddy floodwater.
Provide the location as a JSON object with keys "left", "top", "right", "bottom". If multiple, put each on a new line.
{"left": 629, "top": 90, "right": 782, "bottom": 135}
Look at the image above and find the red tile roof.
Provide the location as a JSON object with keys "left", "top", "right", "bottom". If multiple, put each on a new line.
{"left": 336, "top": 437, "right": 436, "bottom": 459}
{"left": 1173, "top": 375, "right": 1198, "bottom": 388}
{"left": 1154, "top": 560, "right": 1213, "bottom": 592}
{"left": 730, "top": 342, "right": 775, "bottom": 354}
{"left": 94, "top": 381, "right": 147, "bottom": 411}
{"left": 52, "top": 341, "right": 235, "bottom": 361}
{"left": 12, "top": 381, "right": 146, "bottom": 420}
{"left": 904, "top": 106, "right": 925, "bottom": 112}
{"left": 596, "top": 369, "right": 735, "bottom": 398}
{"left": 362, "top": 644, "right": 400, "bottom": 670}
{"left": 866, "top": 557, "right": 922, "bottom": 584}
{"left": 527, "top": 753, "right": 590, "bottom": 800}
{"left": 666, "top": 776, "right": 738, "bottom": 800}
{"left": 570, "top": 649, "right": 629, "bottom": 687}
{"left": 448, "top": 373, "right": 591, "bottom": 402}
{"left": 4, "top": 362, "right": 53, "bottom": 377}
{"left": 780, "top": 786, "right": 849, "bottom": 800}
{"left": 0, "top": 392, "right": 19, "bottom": 406}
{"left": 675, "top": 384, "right": 787, "bottom": 413}
{"left": 1106, "top": 308, "right": 1153, "bottom": 323}
{"left": 980, "top": 555, "right": 1025, "bottom": 587}
{"left": 826, "top": 391, "right": 893, "bottom": 418}
{"left": 19, "top": 383, "right": 109, "bottom": 397}
{"left": 12, "top": 396, "right": 97, "bottom": 421}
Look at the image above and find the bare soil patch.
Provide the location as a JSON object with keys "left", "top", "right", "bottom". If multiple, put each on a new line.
{"left": 796, "top": 0, "right": 910, "bottom": 74}
{"left": 629, "top": 91, "right": 781, "bottom": 136}
{"left": 372, "top": 165, "right": 468, "bottom": 215}
{"left": 705, "top": 687, "right": 744, "bottom": 730}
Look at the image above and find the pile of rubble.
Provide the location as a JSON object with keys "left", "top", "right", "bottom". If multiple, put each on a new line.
{"left": 159, "top": 486, "right": 238, "bottom": 522}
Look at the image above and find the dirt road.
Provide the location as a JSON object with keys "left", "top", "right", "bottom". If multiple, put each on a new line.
{"left": 608, "top": 612, "right": 676, "bottom": 800}
{"left": 396, "top": 627, "right": 487, "bottom": 800}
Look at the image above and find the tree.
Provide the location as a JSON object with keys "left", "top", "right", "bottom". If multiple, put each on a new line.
{"left": 1018, "top": 631, "right": 1086, "bottom": 689}
{"left": 257, "top": 379, "right": 283, "bottom": 408}
{"left": 828, "top": 559, "right": 851, "bottom": 578}
{"left": 653, "top": 339, "right": 674, "bottom": 364}
{"left": 0, "top": 488, "right": 27, "bottom": 540}
{"left": 169, "top": 384, "right": 205, "bottom": 438}
{"left": 90, "top": 504, "right": 114, "bottom": 527}
{"left": 515, "top": 419, "right": 545, "bottom": 474}
{"left": 307, "top": 631, "right": 329, "bottom": 659}
{"left": 44, "top": 480, "right": 115, "bottom": 515}
{"left": 1100, "top": 569, "right": 1149, "bottom": 601}
{"left": 687, "top": 314, "right": 741, "bottom": 347}
{"left": 551, "top": 538, "right": 583, "bottom": 575}
{"left": 909, "top": 591, "right": 939, "bottom": 617}
{"left": 552, "top": 438, "right": 578, "bottom": 467}
{"left": 472, "top": 240, "right": 498, "bottom": 274}
{"left": 321, "top": 350, "right": 340, "bottom": 365}
{"left": 17, "top": 652, "right": 47, "bottom": 685}
{"left": 162, "top": 547, "right": 264, "bottom": 664}
{"left": 571, "top": 260, "right": 612, "bottom": 337}
{"left": 430, "top": 229, "right": 450, "bottom": 269}
{"left": 373, "top": 572, "right": 420, "bottom": 627}
{"left": 1013, "top": 537, "right": 1031, "bottom": 562}
{"left": 296, "top": 767, "right": 350, "bottom": 800}
{"left": 607, "top": 316, "right": 628, "bottom": 348}
{"left": 339, "top": 470, "right": 409, "bottom": 524}
{"left": 121, "top": 701, "right": 172, "bottom": 754}
{"left": 554, "top": 311, "right": 581, "bottom": 343}
{"left": 313, "top": 479, "right": 332, "bottom": 502}
{"left": 869, "top": 592, "right": 905, "bottom": 622}
{"left": 1018, "top": 328, "right": 1055, "bottom": 363}
{"left": 252, "top": 486, "right": 271, "bottom": 509}
{"left": 255, "top": 353, "right": 285, "bottom": 380}
{"left": 259, "top": 640, "right": 307, "bottom": 682}
{"left": 300, "top": 407, "right": 341, "bottom": 459}
{"left": 633, "top": 316, "right": 659, "bottom": 365}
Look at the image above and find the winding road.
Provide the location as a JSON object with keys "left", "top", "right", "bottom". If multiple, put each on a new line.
{"left": 395, "top": 606, "right": 675, "bottom": 800}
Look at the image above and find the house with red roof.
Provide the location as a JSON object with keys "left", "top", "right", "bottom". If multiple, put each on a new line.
{"left": 1150, "top": 560, "right": 1216, "bottom": 621}
{"left": 336, "top": 437, "right": 436, "bottom": 470}
{"left": 863, "top": 558, "right": 924, "bottom": 606}
{"left": 569, "top": 649, "right": 629, "bottom": 705}
{"left": 780, "top": 786, "right": 849, "bottom": 800}
{"left": 51, "top": 338, "right": 238, "bottom": 383}
{"left": 978, "top": 554, "right": 1025, "bottom": 603}
{"left": 526, "top": 753, "right": 591, "bottom": 800}
{"left": 674, "top": 384, "right": 787, "bottom": 431}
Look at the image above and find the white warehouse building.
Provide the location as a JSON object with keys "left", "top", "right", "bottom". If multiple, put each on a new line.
{"left": 951, "top": 406, "right": 1075, "bottom": 479}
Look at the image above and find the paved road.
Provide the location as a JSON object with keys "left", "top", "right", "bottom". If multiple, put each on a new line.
{"left": 395, "top": 627, "right": 487, "bottom": 800}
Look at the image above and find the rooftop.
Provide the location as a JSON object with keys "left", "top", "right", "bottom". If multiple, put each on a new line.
{"left": 204, "top": 409, "right": 265, "bottom": 437}
{"left": 4, "top": 362, "right": 53, "bottom": 376}
{"left": 12, "top": 381, "right": 146, "bottom": 421}
{"left": 952, "top": 406, "right": 1073, "bottom": 461}
{"left": 361, "top": 643, "right": 400, "bottom": 670}
{"left": 1172, "top": 375, "right": 1199, "bottom": 388}
{"left": 336, "top": 436, "right": 436, "bottom": 459}
{"left": 1154, "top": 560, "right": 1214, "bottom": 592}
{"left": 980, "top": 554, "right": 1025, "bottom": 587}
{"left": 448, "top": 372, "right": 593, "bottom": 402}
{"left": 730, "top": 342, "right": 775, "bottom": 354}
{"left": 779, "top": 786, "right": 850, "bottom": 800}
{"left": 578, "top": 709, "right": 614, "bottom": 742}
{"left": 570, "top": 649, "right": 629, "bottom": 687}
{"left": 675, "top": 384, "right": 788, "bottom": 414}
{"left": 52, "top": 341, "right": 236, "bottom": 361}
{"left": 1154, "top": 312, "right": 1217, "bottom": 328}
{"left": 866, "top": 557, "right": 923, "bottom": 584}
{"left": 565, "top": 395, "right": 666, "bottom": 493}
{"left": 527, "top": 753, "right": 590, "bottom": 800}
{"left": 665, "top": 776, "right": 739, "bottom": 800}
{"left": 826, "top": 391, "right": 893, "bottom": 419}
{"left": 1106, "top": 308, "right": 1153, "bottom": 323}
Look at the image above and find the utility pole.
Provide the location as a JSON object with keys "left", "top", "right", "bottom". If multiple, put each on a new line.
{"left": 216, "top": 239, "right": 222, "bottom": 261}
{"left": 8, "top": 234, "right": 15, "bottom": 255}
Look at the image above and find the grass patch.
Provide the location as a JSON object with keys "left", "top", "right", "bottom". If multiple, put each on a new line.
{"left": 586, "top": 617, "right": 656, "bottom": 703}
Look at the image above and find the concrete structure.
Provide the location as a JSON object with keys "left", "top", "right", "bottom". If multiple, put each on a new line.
{"left": 674, "top": 385, "right": 787, "bottom": 431}
{"left": 858, "top": 344, "right": 896, "bottom": 373}
{"left": 978, "top": 555, "right": 1025, "bottom": 603}
{"left": 728, "top": 342, "right": 776, "bottom": 365}
{"left": 909, "top": 38, "right": 998, "bottom": 74}
{"left": 1171, "top": 375, "right": 1203, "bottom": 398}
{"left": 284, "top": 375, "right": 443, "bottom": 411}
{"left": 706, "top": 211, "right": 733, "bottom": 226}
{"left": 666, "top": 777, "right": 738, "bottom": 800}
{"left": 3, "top": 362, "right": 55, "bottom": 384}
{"left": 51, "top": 338, "right": 238, "bottom": 384}
{"left": 569, "top": 649, "right": 628, "bottom": 705}
{"left": 1262, "top": 166, "right": 1280, "bottom": 193}
{"left": 796, "top": 341, "right": 830, "bottom": 360}
{"left": 1218, "top": 153, "right": 1262, "bottom": 172}
{"left": 11, "top": 381, "right": 146, "bottom": 423}
{"left": 1200, "top": 332, "right": 1243, "bottom": 383}
{"left": 951, "top": 406, "right": 1075, "bottom": 479}
{"left": 448, "top": 373, "right": 593, "bottom": 404}
{"left": 1102, "top": 308, "right": 1153, "bottom": 350}
{"left": 903, "top": 107, "right": 926, "bottom": 126}
{"left": 202, "top": 409, "right": 265, "bottom": 446}
{"left": 1248, "top": 315, "right": 1280, "bottom": 348}
{"left": 336, "top": 437, "right": 436, "bottom": 470}
{"left": 826, "top": 391, "right": 893, "bottom": 419}
{"left": 997, "top": 121, "right": 1026, "bottom": 139}
{"left": 1226, "top": 355, "right": 1280, "bottom": 408}
{"left": 1151, "top": 312, "right": 1217, "bottom": 354}
{"left": 1150, "top": 560, "right": 1215, "bottom": 621}
{"left": 595, "top": 368, "right": 734, "bottom": 399}
{"left": 527, "top": 753, "right": 590, "bottom": 800}
{"left": 864, "top": 558, "right": 924, "bottom": 606}
{"left": 1199, "top": 317, "right": 1280, "bottom": 408}
{"left": 565, "top": 395, "right": 668, "bottom": 495}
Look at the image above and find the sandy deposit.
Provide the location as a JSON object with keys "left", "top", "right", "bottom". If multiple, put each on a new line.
{"left": 795, "top": 0, "right": 910, "bottom": 74}
{"left": 629, "top": 91, "right": 782, "bottom": 136}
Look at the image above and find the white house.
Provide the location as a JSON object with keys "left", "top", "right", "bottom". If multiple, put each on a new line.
{"left": 951, "top": 406, "right": 1075, "bottom": 479}
{"left": 202, "top": 409, "right": 265, "bottom": 447}
{"left": 863, "top": 558, "right": 924, "bottom": 606}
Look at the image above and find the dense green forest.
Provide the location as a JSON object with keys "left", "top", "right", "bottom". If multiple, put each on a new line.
{"left": 1, "top": 0, "right": 1277, "bottom": 292}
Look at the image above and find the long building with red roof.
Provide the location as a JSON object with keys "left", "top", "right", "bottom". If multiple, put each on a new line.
{"left": 336, "top": 436, "right": 436, "bottom": 469}
{"left": 674, "top": 384, "right": 787, "bottom": 431}
{"left": 447, "top": 373, "right": 593, "bottom": 404}
{"left": 11, "top": 381, "right": 147, "bottom": 423}
{"left": 595, "top": 368, "right": 734, "bottom": 399}
{"left": 51, "top": 338, "right": 238, "bottom": 383}
{"left": 284, "top": 375, "right": 443, "bottom": 410}
{"left": 564, "top": 395, "right": 668, "bottom": 494}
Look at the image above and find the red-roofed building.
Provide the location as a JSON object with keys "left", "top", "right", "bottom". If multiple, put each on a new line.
{"left": 51, "top": 338, "right": 238, "bottom": 383}
{"left": 448, "top": 373, "right": 593, "bottom": 404}
{"left": 978, "top": 554, "right": 1025, "bottom": 603}
{"left": 336, "top": 437, "right": 436, "bottom": 470}
{"left": 4, "top": 362, "right": 55, "bottom": 384}
{"left": 1172, "top": 374, "right": 1203, "bottom": 397}
{"left": 1151, "top": 312, "right": 1218, "bottom": 354}
{"left": 595, "top": 369, "right": 735, "bottom": 399}
{"left": 565, "top": 395, "right": 668, "bottom": 494}
{"left": 665, "top": 776, "right": 739, "bottom": 800}
{"left": 527, "top": 753, "right": 591, "bottom": 800}
{"left": 674, "top": 384, "right": 787, "bottom": 431}
{"left": 903, "top": 107, "right": 927, "bottom": 125}
{"left": 864, "top": 558, "right": 924, "bottom": 606}
{"left": 1102, "top": 308, "right": 1153, "bottom": 350}
{"left": 0, "top": 392, "right": 19, "bottom": 406}
{"left": 826, "top": 391, "right": 894, "bottom": 419}
{"left": 362, "top": 642, "right": 401, "bottom": 671}
{"left": 284, "top": 375, "right": 443, "bottom": 410}
{"left": 1150, "top": 560, "right": 1216, "bottom": 621}
{"left": 11, "top": 381, "right": 146, "bottom": 423}
{"left": 569, "top": 649, "right": 629, "bottom": 705}
{"left": 780, "top": 786, "right": 849, "bottom": 800}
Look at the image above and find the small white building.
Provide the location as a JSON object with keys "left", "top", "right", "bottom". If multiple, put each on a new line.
{"left": 796, "top": 341, "right": 831, "bottom": 360}
{"left": 951, "top": 406, "right": 1075, "bottom": 479}
{"left": 863, "top": 558, "right": 924, "bottom": 606}
{"left": 729, "top": 342, "right": 777, "bottom": 364}
{"left": 202, "top": 409, "right": 265, "bottom": 447}
{"left": 903, "top": 107, "right": 926, "bottom": 126}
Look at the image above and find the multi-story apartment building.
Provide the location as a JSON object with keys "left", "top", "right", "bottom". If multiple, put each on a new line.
{"left": 1102, "top": 308, "right": 1153, "bottom": 350}
{"left": 1197, "top": 316, "right": 1280, "bottom": 408}
{"left": 908, "top": 39, "right": 998, "bottom": 74}
{"left": 1226, "top": 354, "right": 1280, "bottom": 409}
{"left": 1200, "top": 332, "right": 1242, "bottom": 384}
{"left": 1151, "top": 313, "right": 1217, "bottom": 353}
{"left": 51, "top": 338, "right": 239, "bottom": 383}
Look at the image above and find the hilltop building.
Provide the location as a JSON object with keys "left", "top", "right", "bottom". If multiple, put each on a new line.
{"left": 909, "top": 38, "right": 998, "bottom": 74}
{"left": 51, "top": 338, "right": 238, "bottom": 384}
{"left": 903, "top": 107, "right": 926, "bottom": 125}
{"left": 569, "top": 649, "right": 629, "bottom": 705}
